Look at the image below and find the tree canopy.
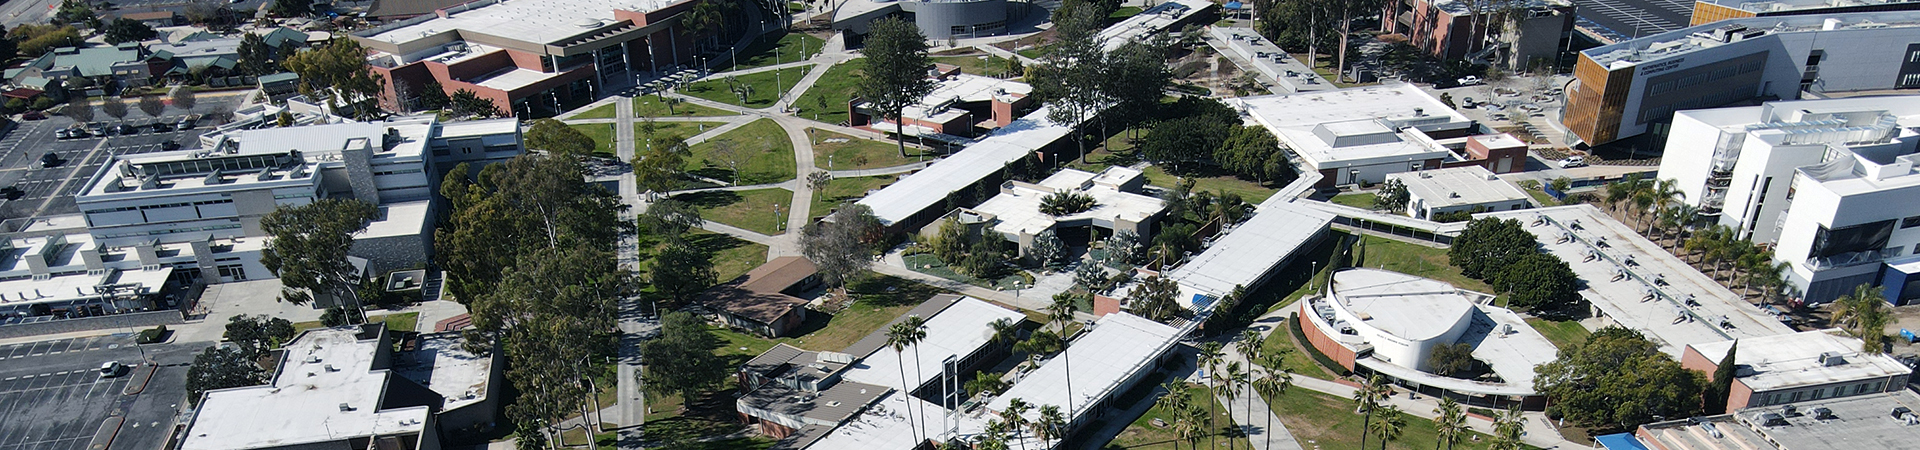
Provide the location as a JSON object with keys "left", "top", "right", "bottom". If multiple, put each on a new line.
{"left": 1130, "top": 274, "right": 1182, "bottom": 322}
{"left": 260, "top": 198, "right": 380, "bottom": 308}
{"left": 1490, "top": 253, "right": 1582, "bottom": 312}
{"left": 525, "top": 119, "right": 597, "bottom": 158}
{"left": 223, "top": 314, "right": 295, "bottom": 358}
{"left": 1533, "top": 327, "right": 1705, "bottom": 429}
{"left": 1447, "top": 218, "right": 1540, "bottom": 280}
{"left": 102, "top": 18, "right": 156, "bottom": 44}
{"left": 801, "top": 204, "right": 884, "bottom": 289}
{"left": 640, "top": 312, "right": 731, "bottom": 401}
{"left": 186, "top": 346, "right": 266, "bottom": 406}
{"left": 855, "top": 17, "right": 935, "bottom": 158}
{"left": 282, "top": 38, "right": 386, "bottom": 117}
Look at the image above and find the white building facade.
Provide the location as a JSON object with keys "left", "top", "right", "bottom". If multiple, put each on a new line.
{"left": 1657, "top": 96, "right": 1920, "bottom": 304}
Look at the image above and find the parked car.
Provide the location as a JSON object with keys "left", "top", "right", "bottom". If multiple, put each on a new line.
{"left": 151, "top": 122, "right": 172, "bottom": 132}
{"left": 40, "top": 153, "right": 62, "bottom": 168}
{"left": 0, "top": 185, "right": 22, "bottom": 200}
{"left": 161, "top": 141, "right": 181, "bottom": 150}
{"left": 175, "top": 118, "right": 194, "bottom": 130}
{"left": 99, "top": 361, "right": 126, "bottom": 378}
{"left": 1559, "top": 156, "right": 1587, "bottom": 168}
{"left": 118, "top": 124, "right": 139, "bottom": 135}
{"left": 21, "top": 111, "right": 45, "bottom": 120}
{"left": 54, "top": 129, "right": 70, "bottom": 139}
{"left": 1457, "top": 75, "right": 1484, "bottom": 86}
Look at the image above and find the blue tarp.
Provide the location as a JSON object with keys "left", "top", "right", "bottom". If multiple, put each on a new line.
{"left": 1595, "top": 433, "right": 1652, "bottom": 450}
{"left": 1223, "top": 1, "right": 1244, "bottom": 9}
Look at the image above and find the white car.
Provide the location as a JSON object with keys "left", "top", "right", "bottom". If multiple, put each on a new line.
{"left": 1559, "top": 156, "right": 1587, "bottom": 168}
{"left": 1457, "top": 75, "right": 1484, "bottom": 86}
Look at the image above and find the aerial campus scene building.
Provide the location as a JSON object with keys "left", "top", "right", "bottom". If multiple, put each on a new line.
{"left": 10, "top": 0, "right": 1920, "bottom": 449}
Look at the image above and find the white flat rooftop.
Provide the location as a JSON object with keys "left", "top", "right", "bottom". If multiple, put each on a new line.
{"left": 362, "top": 0, "right": 677, "bottom": 47}
{"left": 1242, "top": 83, "right": 1466, "bottom": 169}
{"left": 1689, "top": 330, "right": 1911, "bottom": 392}
{"left": 392, "top": 331, "right": 495, "bottom": 412}
{"left": 1388, "top": 166, "right": 1532, "bottom": 210}
{"left": 474, "top": 67, "right": 560, "bottom": 92}
{"left": 438, "top": 118, "right": 520, "bottom": 138}
{"left": 888, "top": 74, "right": 1030, "bottom": 123}
{"left": 1169, "top": 200, "right": 1333, "bottom": 307}
{"left": 363, "top": 200, "right": 433, "bottom": 240}
{"left": 841, "top": 296, "right": 1026, "bottom": 391}
{"left": 1330, "top": 268, "right": 1480, "bottom": 342}
{"left": 970, "top": 169, "right": 1165, "bottom": 237}
{"left": 1097, "top": 0, "right": 1214, "bottom": 52}
{"left": 1478, "top": 205, "right": 1795, "bottom": 357}
{"left": 988, "top": 312, "right": 1182, "bottom": 424}
{"left": 858, "top": 107, "right": 1073, "bottom": 225}
{"left": 184, "top": 327, "right": 430, "bottom": 450}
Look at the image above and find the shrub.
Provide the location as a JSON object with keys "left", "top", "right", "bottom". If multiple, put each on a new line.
{"left": 1038, "top": 191, "right": 1098, "bottom": 216}
{"left": 136, "top": 324, "right": 169, "bottom": 344}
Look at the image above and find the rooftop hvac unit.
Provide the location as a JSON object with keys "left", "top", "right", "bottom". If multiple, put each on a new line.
{"left": 1783, "top": 404, "right": 1798, "bottom": 416}
{"left": 339, "top": 403, "right": 353, "bottom": 412}
{"left": 1814, "top": 407, "right": 1836, "bottom": 420}
{"left": 1818, "top": 351, "right": 1847, "bottom": 366}
{"left": 1893, "top": 406, "right": 1912, "bottom": 419}
{"left": 1700, "top": 421, "right": 1723, "bottom": 439}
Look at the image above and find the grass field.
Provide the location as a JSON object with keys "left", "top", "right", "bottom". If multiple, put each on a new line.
{"left": 1260, "top": 315, "right": 1338, "bottom": 381}
{"left": 570, "top": 103, "right": 618, "bottom": 119}
{"left": 686, "top": 119, "right": 796, "bottom": 185}
{"left": 674, "top": 188, "right": 794, "bottom": 235}
{"left": 635, "top": 96, "right": 737, "bottom": 118}
{"left": 570, "top": 123, "right": 618, "bottom": 156}
{"left": 684, "top": 66, "right": 811, "bottom": 108}
{"left": 1525, "top": 318, "right": 1591, "bottom": 349}
{"left": 727, "top": 31, "right": 825, "bottom": 70}
{"left": 1330, "top": 193, "right": 1377, "bottom": 210}
{"left": 809, "top": 175, "right": 895, "bottom": 219}
{"left": 1355, "top": 235, "right": 1495, "bottom": 294}
{"left": 694, "top": 231, "right": 769, "bottom": 283}
{"left": 639, "top": 121, "right": 727, "bottom": 143}
{"left": 1106, "top": 384, "right": 1252, "bottom": 450}
{"left": 812, "top": 129, "right": 926, "bottom": 170}
{"left": 293, "top": 312, "right": 418, "bottom": 334}
{"left": 932, "top": 55, "right": 1020, "bottom": 78}
{"left": 1269, "top": 389, "right": 1535, "bottom": 450}
{"left": 793, "top": 59, "right": 863, "bottom": 125}
{"left": 1143, "top": 165, "right": 1278, "bottom": 204}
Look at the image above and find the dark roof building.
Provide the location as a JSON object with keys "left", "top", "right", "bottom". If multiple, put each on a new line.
{"left": 698, "top": 256, "right": 820, "bottom": 338}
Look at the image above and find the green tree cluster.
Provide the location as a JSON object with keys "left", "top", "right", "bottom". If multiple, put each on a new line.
{"left": 1830, "top": 284, "right": 1893, "bottom": 354}
{"left": 281, "top": 38, "right": 387, "bottom": 117}
{"left": 1372, "top": 179, "right": 1408, "bottom": 213}
{"left": 524, "top": 119, "right": 596, "bottom": 158}
{"left": 186, "top": 346, "right": 266, "bottom": 406}
{"left": 223, "top": 314, "right": 295, "bottom": 358}
{"left": 1129, "top": 274, "right": 1182, "bottom": 322}
{"left": 855, "top": 18, "right": 936, "bottom": 158}
{"left": 10, "top": 25, "right": 77, "bottom": 59}
{"left": 102, "top": 18, "right": 155, "bottom": 44}
{"left": 801, "top": 204, "right": 887, "bottom": 289}
{"left": 260, "top": 199, "right": 381, "bottom": 312}
{"left": 639, "top": 312, "right": 731, "bottom": 402}
{"left": 435, "top": 155, "right": 626, "bottom": 439}
{"left": 1533, "top": 327, "right": 1706, "bottom": 429}
{"left": 1038, "top": 191, "right": 1097, "bottom": 216}
{"left": 1448, "top": 217, "right": 1582, "bottom": 315}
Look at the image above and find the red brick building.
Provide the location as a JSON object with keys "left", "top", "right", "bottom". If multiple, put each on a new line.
{"left": 351, "top": 0, "right": 711, "bottom": 117}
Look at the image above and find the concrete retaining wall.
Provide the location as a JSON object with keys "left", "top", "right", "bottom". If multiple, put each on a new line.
{"left": 0, "top": 310, "right": 185, "bottom": 340}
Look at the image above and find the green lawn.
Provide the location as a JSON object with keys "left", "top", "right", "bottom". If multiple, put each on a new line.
{"left": 709, "top": 273, "right": 952, "bottom": 353}
{"left": 684, "top": 66, "right": 812, "bottom": 108}
{"left": 692, "top": 231, "right": 769, "bottom": 283}
{"left": 727, "top": 31, "right": 825, "bottom": 70}
{"left": 675, "top": 188, "right": 794, "bottom": 235}
{"left": 685, "top": 119, "right": 795, "bottom": 185}
{"left": 1330, "top": 193, "right": 1377, "bottom": 210}
{"left": 1106, "top": 384, "right": 1252, "bottom": 450}
{"left": 1525, "top": 318, "right": 1591, "bottom": 349}
{"left": 1526, "top": 188, "right": 1559, "bottom": 207}
{"left": 793, "top": 59, "right": 863, "bottom": 125}
{"left": 1143, "top": 165, "right": 1279, "bottom": 204}
{"left": 1269, "top": 389, "right": 1538, "bottom": 450}
{"left": 635, "top": 96, "right": 738, "bottom": 118}
{"left": 639, "top": 121, "right": 727, "bottom": 143}
{"left": 292, "top": 312, "right": 418, "bottom": 334}
{"left": 571, "top": 123, "right": 618, "bottom": 156}
{"left": 1355, "top": 235, "right": 1496, "bottom": 294}
{"left": 811, "top": 129, "right": 926, "bottom": 170}
{"left": 1109, "top": 6, "right": 1143, "bottom": 20}
{"left": 932, "top": 55, "right": 1020, "bottom": 78}
{"left": 809, "top": 174, "right": 895, "bottom": 219}
{"left": 1261, "top": 315, "right": 1338, "bottom": 381}
{"left": 571, "top": 103, "right": 617, "bottom": 119}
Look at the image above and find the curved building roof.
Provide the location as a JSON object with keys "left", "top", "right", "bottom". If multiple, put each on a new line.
{"left": 1328, "top": 268, "right": 1476, "bottom": 342}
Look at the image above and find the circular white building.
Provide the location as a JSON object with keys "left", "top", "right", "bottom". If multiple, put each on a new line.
{"left": 1309, "top": 268, "right": 1476, "bottom": 371}
{"left": 832, "top": 0, "right": 1012, "bottom": 40}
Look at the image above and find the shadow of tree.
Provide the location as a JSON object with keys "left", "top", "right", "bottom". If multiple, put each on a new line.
{"left": 674, "top": 190, "right": 744, "bottom": 209}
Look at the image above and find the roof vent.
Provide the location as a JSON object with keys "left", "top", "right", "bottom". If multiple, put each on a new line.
{"left": 826, "top": 400, "right": 842, "bottom": 407}
{"left": 1818, "top": 351, "right": 1847, "bottom": 366}
{"left": 1814, "top": 407, "right": 1836, "bottom": 420}
{"left": 1783, "top": 404, "right": 1799, "bottom": 416}
{"left": 339, "top": 403, "right": 354, "bottom": 412}
{"left": 1893, "top": 406, "right": 1912, "bottom": 419}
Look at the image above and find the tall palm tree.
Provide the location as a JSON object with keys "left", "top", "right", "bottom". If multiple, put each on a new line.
{"left": 1489, "top": 407, "right": 1525, "bottom": 450}
{"left": 1354, "top": 375, "right": 1391, "bottom": 450}
{"left": 1220, "top": 362, "right": 1250, "bottom": 450}
{"left": 1036, "top": 405, "right": 1067, "bottom": 445}
{"left": 886, "top": 318, "right": 928, "bottom": 446}
{"left": 1002, "top": 398, "right": 1032, "bottom": 450}
{"left": 1046, "top": 294, "right": 1079, "bottom": 420}
{"left": 681, "top": 1, "right": 724, "bottom": 54}
{"left": 979, "top": 419, "right": 1012, "bottom": 450}
{"left": 1177, "top": 401, "right": 1209, "bottom": 450}
{"left": 1198, "top": 341, "right": 1226, "bottom": 449}
{"left": 989, "top": 317, "right": 1019, "bottom": 348}
{"left": 1433, "top": 397, "right": 1467, "bottom": 450}
{"left": 1155, "top": 382, "right": 1194, "bottom": 450}
{"left": 1832, "top": 284, "right": 1892, "bottom": 354}
{"left": 1252, "top": 353, "right": 1293, "bottom": 449}
{"left": 1368, "top": 404, "right": 1406, "bottom": 450}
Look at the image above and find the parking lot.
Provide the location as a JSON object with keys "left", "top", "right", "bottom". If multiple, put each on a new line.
{"left": 0, "top": 94, "right": 241, "bottom": 220}
{"left": 1577, "top": 0, "right": 1692, "bottom": 38}
{"left": 0, "top": 335, "right": 194, "bottom": 450}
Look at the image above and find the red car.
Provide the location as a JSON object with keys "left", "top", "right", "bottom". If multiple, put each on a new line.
{"left": 20, "top": 111, "right": 44, "bottom": 120}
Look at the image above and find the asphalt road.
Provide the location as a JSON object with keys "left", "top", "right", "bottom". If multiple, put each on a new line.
{"left": 0, "top": 94, "right": 242, "bottom": 220}
{"left": 1575, "top": 0, "right": 1693, "bottom": 38}
{"left": 0, "top": 335, "right": 200, "bottom": 450}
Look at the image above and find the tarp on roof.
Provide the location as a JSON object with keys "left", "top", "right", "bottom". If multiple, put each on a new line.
{"left": 1595, "top": 433, "right": 1652, "bottom": 450}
